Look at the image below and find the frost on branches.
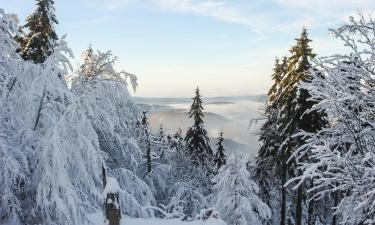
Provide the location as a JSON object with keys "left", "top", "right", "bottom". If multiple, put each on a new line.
{"left": 212, "top": 155, "right": 271, "bottom": 225}
{"left": 73, "top": 45, "right": 138, "bottom": 92}
{"left": 290, "top": 13, "right": 375, "bottom": 225}
{"left": 0, "top": 8, "right": 156, "bottom": 225}
{"left": 0, "top": 8, "right": 102, "bottom": 225}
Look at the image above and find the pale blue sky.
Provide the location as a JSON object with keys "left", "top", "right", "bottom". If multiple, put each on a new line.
{"left": 1, "top": 0, "right": 374, "bottom": 97}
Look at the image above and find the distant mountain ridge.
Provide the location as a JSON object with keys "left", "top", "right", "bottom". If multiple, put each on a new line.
{"left": 134, "top": 94, "right": 267, "bottom": 104}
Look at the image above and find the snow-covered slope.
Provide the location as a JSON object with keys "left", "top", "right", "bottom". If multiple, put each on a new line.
{"left": 88, "top": 212, "right": 227, "bottom": 225}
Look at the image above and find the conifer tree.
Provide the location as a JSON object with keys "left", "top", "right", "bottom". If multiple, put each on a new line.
{"left": 184, "top": 87, "right": 213, "bottom": 167}
{"left": 256, "top": 57, "right": 287, "bottom": 225}
{"left": 256, "top": 28, "right": 327, "bottom": 225}
{"left": 279, "top": 28, "right": 327, "bottom": 225}
{"left": 141, "top": 111, "right": 152, "bottom": 174}
{"left": 158, "top": 123, "right": 165, "bottom": 140}
{"left": 16, "top": 0, "right": 58, "bottom": 63}
{"left": 213, "top": 131, "right": 227, "bottom": 170}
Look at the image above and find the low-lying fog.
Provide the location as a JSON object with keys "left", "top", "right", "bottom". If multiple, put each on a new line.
{"left": 134, "top": 95, "right": 266, "bottom": 157}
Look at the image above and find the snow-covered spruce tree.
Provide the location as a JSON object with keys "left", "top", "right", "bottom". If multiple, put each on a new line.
{"left": 15, "top": 0, "right": 58, "bottom": 63}
{"left": 280, "top": 28, "right": 328, "bottom": 225}
{"left": 168, "top": 87, "right": 214, "bottom": 218}
{"left": 213, "top": 155, "right": 271, "bottom": 225}
{"left": 163, "top": 126, "right": 210, "bottom": 220}
{"left": 213, "top": 131, "right": 227, "bottom": 171}
{"left": 157, "top": 124, "right": 168, "bottom": 160}
{"left": 185, "top": 87, "right": 213, "bottom": 167}
{"left": 255, "top": 28, "right": 327, "bottom": 225}
{"left": 134, "top": 111, "right": 173, "bottom": 210}
{"left": 290, "top": 13, "right": 375, "bottom": 225}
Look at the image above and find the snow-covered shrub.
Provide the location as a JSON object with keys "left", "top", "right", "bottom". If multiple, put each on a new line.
{"left": 166, "top": 181, "right": 206, "bottom": 221}
{"left": 196, "top": 208, "right": 219, "bottom": 220}
{"left": 212, "top": 155, "right": 271, "bottom": 225}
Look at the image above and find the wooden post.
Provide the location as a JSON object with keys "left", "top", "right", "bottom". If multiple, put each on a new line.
{"left": 103, "top": 165, "right": 121, "bottom": 225}
{"left": 104, "top": 192, "right": 121, "bottom": 225}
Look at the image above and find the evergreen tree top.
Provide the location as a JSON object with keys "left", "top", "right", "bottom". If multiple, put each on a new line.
{"left": 185, "top": 87, "right": 213, "bottom": 166}
{"left": 158, "top": 124, "right": 164, "bottom": 137}
{"left": 16, "top": 0, "right": 59, "bottom": 63}
{"left": 188, "top": 87, "right": 204, "bottom": 124}
{"left": 26, "top": 0, "right": 58, "bottom": 26}
{"left": 268, "top": 57, "right": 287, "bottom": 104}
{"left": 276, "top": 28, "right": 316, "bottom": 107}
{"left": 141, "top": 111, "right": 149, "bottom": 126}
{"left": 217, "top": 131, "right": 224, "bottom": 144}
{"left": 214, "top": 130, "right": 227, "bottom": 169}
{"left": 288, "top": 27, "right": 316, "bottom": 72}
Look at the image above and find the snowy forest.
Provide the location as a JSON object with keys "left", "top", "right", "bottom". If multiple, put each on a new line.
{"left": 1, "top": 1, "right": 375, "bottom": 225}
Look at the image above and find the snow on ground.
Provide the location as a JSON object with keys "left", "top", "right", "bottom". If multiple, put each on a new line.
{"left": 88, "top": 212, "right": 227, "bottom": 225}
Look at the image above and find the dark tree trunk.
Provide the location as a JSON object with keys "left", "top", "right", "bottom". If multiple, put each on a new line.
{"left": 295, "top": 184, "right": 303, "bottom": 225}
{"left": 281, "top": 159, "right": 287, "bottom": 225}
{"left": 332, "top": 191, "right": 339, "bottom": 225}
{"left": 33, "top": 86, "right": 46, "bottom": 130}
{"left": 102, "top": 164, "right": 107, "bottom": 188}
{"left": 307, "top": 180, "right": 315, "bottom": 225}
{"left": 147, "top": 144, "right": 152, "bottom": 174}
{"left": 6, "top": 77, "right": 17, "bottom": 99}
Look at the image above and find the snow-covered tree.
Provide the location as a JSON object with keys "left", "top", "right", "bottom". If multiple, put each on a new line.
{"left": 16, "top": 0, "right": 58, "bottom": 63}
{"left": 213, "top": 131, "right": 227, "bottom": 170}
{"left": 213, "top": 155, "right": 271, "bottom": 225}
{"left": 185, "top": 87, "right": 213, "bottom": 167}
{"left": 72, "top": 45, "right": 138, "bottom": 92}
{"left": 290, "top": 13, "right": 375, "bottom": 225}
{"left": 1, "top": 8, "right": 103, "bottom": 225}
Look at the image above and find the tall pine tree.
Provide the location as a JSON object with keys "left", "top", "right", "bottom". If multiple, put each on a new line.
{"left": 256, "top": 28, "right": 327, "bottom": 225}
{"left": 16, "top": 0, "right": 58, "bottom": 63}
{"left": 185, "top": 87, "right": 213, "bottom": 167}
{"left": 213, "top": 131, "right": 227, "bottom": 170}
{"left": 279, "top": 28, "right": 327, "bottom": 225}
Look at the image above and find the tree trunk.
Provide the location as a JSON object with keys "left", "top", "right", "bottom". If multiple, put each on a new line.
{"left": 102, "top": 164, "right": 107, "bottom": 188}
{"left": 295, "top": 184, "right": 303, "bottom": 225}
{"left": 332, "top": 191, "right": 339, "bottom": 225}
{"left": 33, "top": 86, "right": 46, "bottom": 130}
{"left": 280, "top": 159, "right": 287, "bottom": 225}
{"left": 307, "top": 180, "right": 315, "bottom": 225}
{"left": 146, "top": 130, "right": 152, "bottom": 174}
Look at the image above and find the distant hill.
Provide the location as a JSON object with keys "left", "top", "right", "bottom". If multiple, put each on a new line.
{"left": 134, "top": 94, "right": 267, "bottom": 105}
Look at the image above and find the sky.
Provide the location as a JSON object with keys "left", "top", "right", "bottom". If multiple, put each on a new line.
{"left": 1, "top": 0, "right": 374, "bottom": 97}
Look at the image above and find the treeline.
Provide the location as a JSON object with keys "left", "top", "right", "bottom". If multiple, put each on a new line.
{"left": 254, "top": 14, "right": 375, "bottom": 225}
